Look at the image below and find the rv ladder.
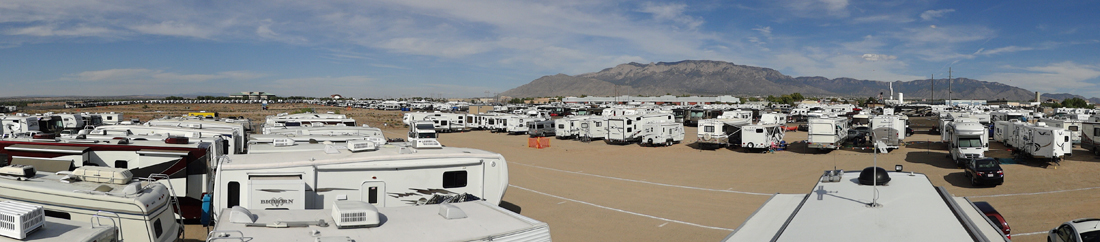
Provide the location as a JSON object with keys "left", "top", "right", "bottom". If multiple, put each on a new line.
{"left": 147, "top": 174, "right": 185, "bottom": 240}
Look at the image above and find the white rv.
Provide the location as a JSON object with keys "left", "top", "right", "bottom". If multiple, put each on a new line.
{"left": 807, "top": 117, "right": 849, "bottom": 150}
{"left": 577, "top": 116, "right": 608, "bottom": 142}
{"left": 606, "top": 114, "right": 674, "bottom": 144}
{"left": 722, "top": 169, "right": 1010, "bottom": 241}
{"left": 946, "top": 121, "right": 989, "bottom": 165}
{"left": 408, "top": 121, "right": 442, "bottom": 149}
{"left": 0, "top": 166, "right": 181, "bottom": 242}
{"left": 639, "top": 122, "right": 685, "bottom": 147}
{"left": 696, "top": 118, "right": 751, "bottom": 148}
{"left": 870, "top": 115, "right": 906, "bottom": 150}
{"left": 758, "top": 113, "right": 788, "bottom": 125}
{"left": 739, "top": 124, "right": 784, "bottom": 150}
{"left": 0, "top": 207, "right": 119, "bottom": 242}
{"left": 1011, "top": 123, "right": 1071, "bottom": 163}
{"left": 209, "top": 200, "right": 550, "bottom": 242}
{"left": 1040, "top": 118, "right": 1082, "bottom": 145}
{"left": 211, "top": 144, "right": 509, "bottom": 215}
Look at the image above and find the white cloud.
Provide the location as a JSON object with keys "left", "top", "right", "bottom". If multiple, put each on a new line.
{"left": 852, "top": 14, "right": 914, "bottom": 24}
{"left": 771, "top": 48, "right": 923, "bottom": 82}
{"left": 752, "top": 26, "right": 772, "bottom": 37}
{"left": 861, "top": 54, "right": 896, "bottom": 61}
{"left": 128, "top": 21, "right": 215, "bottom": 39}
{"left": 378, "top": 38, "right": 490, "bottom": 58}
{"left": 638, "top": 2, "right": 704, "bottom": 29}
{"left": 8, "top": 25, "right": 115, "bottom": 37}
{"left": 977, "top": 46, "right": 1034, "bottom": 55}
{"left": 69, "top": 69, "right": 263, "bottom": 83}
{"left": 781, "top": 0, "right": 850, "bottom": 18}
{"left": 920, "top": 9, "right": 955, "bottom": 21}
{"left": 982, "top": 62, "right": 1100, "bottom": 93}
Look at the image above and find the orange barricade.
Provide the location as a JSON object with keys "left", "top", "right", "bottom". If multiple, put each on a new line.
{"left": 528, "top": 137, "right": 551, "bottom": 149}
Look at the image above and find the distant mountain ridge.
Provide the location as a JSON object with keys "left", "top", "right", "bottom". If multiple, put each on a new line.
{"left": 502, "top": 60, "right": 1076, "bottom": 102}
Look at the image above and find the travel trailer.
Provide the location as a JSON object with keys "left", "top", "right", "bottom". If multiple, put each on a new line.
{"left": 757, "top": 113, "right": 788, "bottom": 125}
{"left": 553, "top": 117, "right": 581, "bottom": 139}
{"left": 722, "top": 168, "right": 1010, "bottom": 241}
{"left": 208, "top": 200, "right": 550, "bottom": 242}
{"left": 577, "top": 116, "right": 608, "bottom": 142}
{"left": 696, "top": 118, "right": 751, "bottom": 148}
{"left": 606, "top": 114, "right": 675, "bottom": 144}
{"left": 991, "top": 111, "right": 1027, "bottom": 122}
{"left": 946, "top": 120, "right": 989, "bottom": 165}
{"left": 871, "top": 115, "right": 906, "bottom": 150}
{"left": 0, "top": 137, "right": 223, "bottom": 220}
{"left": 0, "top": 165, "right": 181, "bottom": 242}
{"left": 1082, "top": 116, "right": 1100, "bottom": 155}
{"left": 807, "top": 117, "right": 850, "bottom": 150}
{"left": 1039, "top": 118, "right": 1082, "bottom": 145}
{"left": 88, "top": 124, "right": 246, "bottom": 155}
{"left": 210, "top": 144, "right": 509, "bottom": 215}
{"left": 639, "top": 122, "right": 685, "bottom": 147}
{"left": 739, "top": 124, "right": 784, "bottom": 150}
{"left": 1008, "top": 123, "right": 1070, "bottom": 163}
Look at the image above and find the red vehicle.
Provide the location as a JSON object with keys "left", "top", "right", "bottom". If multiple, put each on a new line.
{"left": 973, "top": 201, "right": 1011, "bottom": 239}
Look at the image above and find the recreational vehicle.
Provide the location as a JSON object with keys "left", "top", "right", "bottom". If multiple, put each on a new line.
{"left": 758, "top": 113, "right": 788, "bottom": 125}
{"left": 639, "top": 122, "right": 685, "bottom": 147}
{"left": 871, "top": 115, "right": 906, "bottom": 150}
{"left": 739, "top": 124, "right": 784, "bottom": 150}
{"left": 991, "top": 111, "right": 1027, "bottom": 122}
{"left": 696, "top": 118, "right": 751, "bottom": 148}
{"left": 527, "top": 119, "right": 556, "bottom": 137}
{"left": 684, "top": 109, "right": 722, "bottom": 126}
{"left": 408, "top": 121, "right": 442, "bottom": 149}
{"left": 577, "top": 116, "right": 608, "bottom": 142}
{"left": 211, "top": 144, "right": 509, "bottom": 215}
{"left": 722, "top": 168, "right": 1010, "bottom": 241}
{"left": 208, "top": 200, "right": 550, "bottom": 242}
{"left": 0, "top": 166, "right": 181, "bottom": 242}
{"left": 947, "top": 121, "right": 989, "bottom": 165}
{"left": 0, "top": 204, "right": 119, "bottom": 242}
{"left": 1039, "top": 118, "right": 1082, "bottom": 145}
{"left": 1012, "top": 123, "right": 1071, "bottom": 163}
{"left": 807, "top": 117, "right": 849, "bottom": 150}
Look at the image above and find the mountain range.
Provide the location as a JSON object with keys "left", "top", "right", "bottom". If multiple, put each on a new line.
{"left": 502, "top": 60, "right": 1096, "bottom": 102}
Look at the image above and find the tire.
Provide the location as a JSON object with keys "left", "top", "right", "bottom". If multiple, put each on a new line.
{"left": 747, "top": 142, "right": 754, "bottom": 149}
{"left": 971, "top": 175, "right": 979, "bottom": 186}
{"left": 647, "top": 139, "right": 654, "bottom": 147}
{"left": 665, "top": 140, "right": 672, "bottom": 147}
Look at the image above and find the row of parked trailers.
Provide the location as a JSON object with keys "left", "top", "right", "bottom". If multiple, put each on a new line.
{"left": 804, "top": 114, "right": 908, "bottom": 152}
{"left": 404, "top": 110, "right": 688, "bottom": 146}
{"left": 695, "top": 112, "right": 789, "bottom": 150}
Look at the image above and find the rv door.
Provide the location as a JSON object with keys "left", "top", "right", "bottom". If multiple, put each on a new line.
{"left": 361, "top": 181, "right": 386, "bottom": 207}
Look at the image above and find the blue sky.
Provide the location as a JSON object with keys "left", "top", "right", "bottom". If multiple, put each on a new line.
{"left": 1, "top": 0, "right": 1098, "bottom": 98}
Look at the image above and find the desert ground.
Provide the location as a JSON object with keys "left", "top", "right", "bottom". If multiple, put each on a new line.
{"left": 38, "top": 103, "right": 1100, "bottom": 242}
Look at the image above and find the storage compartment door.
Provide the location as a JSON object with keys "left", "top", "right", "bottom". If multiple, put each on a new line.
{"left": 249, "top": 177, "right": 306, "bottom": 210}
{"left": 360, "top": 181, "right": 386, "bottom": 207}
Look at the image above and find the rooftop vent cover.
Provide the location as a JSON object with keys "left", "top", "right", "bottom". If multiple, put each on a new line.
{"left": 331, "top": 200, "right": 379, "bottom": 228}
{"left": 858, "top": 167, "right": 891, "bottom": 185}
{"left": 346, "top": 140, "right": 378, "bottom": 152}
{"left": 271, "top": 138, "right": 295, "bottom": 147}
{"left": 0, "top": 201, "right": 45, "bottom": 240}
{"left": 72, "top": 166, "right": 133, "bottom": 185}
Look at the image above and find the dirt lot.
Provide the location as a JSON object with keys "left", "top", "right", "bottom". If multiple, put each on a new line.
{"left": 38, "top": 104, "right": 1099, "bottom": 242}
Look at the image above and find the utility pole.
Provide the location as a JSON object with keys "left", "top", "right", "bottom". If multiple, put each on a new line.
{"left": 931, "top": 74, "right": 934, "bottom": 103}
{"left": 948, "top": 67, "right": 953, "bottom": 104}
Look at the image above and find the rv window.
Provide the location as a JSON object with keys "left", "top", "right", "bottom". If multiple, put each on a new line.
{"left": 44, "top": 210, "right": 70, "bottom": 220}
{"left": 558, "top": 124, "right": 565, "bottom": 129}
{"left": 1069, "top": 126, "right": 1079, "bottom": 131}
{"left": 285, "top": 122, "right": 301, "bottom": 127}
{"left": 115, "top": 160, "right": 128, "bottom": 169}
{"left": 1095, "top": 128, "right": 1100, "bottom": 137}
{"left": 756, "top": 129, "right": 764, "bottom": 133}
{"left": 443, "top": 171, "right": 467, "bottom": 188}
{"left": 595, "top": 122, "right": 602, "bottom": 127}
{"left": 106, "top": 116, "right": 113, "bottom": 120}
{"left": 704, "top": 126, "right": 715, "bottom": 132}
{"left": 627, "top": 120, "right": 632, "bottom": 125}
{"left": 153, "top": 219, "right": 164, "bottom": 238}
{"left": 227, "top": 181, "right": 241, "bottom": 208}
{"left": 627, "top": 127, "right": 633, "bottom": 133}
{"left": 1066, "top": 136, "right": 1070, "bottom": 142}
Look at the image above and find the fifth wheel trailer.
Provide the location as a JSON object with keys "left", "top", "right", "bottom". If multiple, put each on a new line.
{"left": 807, "top": 117, "right": 849, "bottom": 150}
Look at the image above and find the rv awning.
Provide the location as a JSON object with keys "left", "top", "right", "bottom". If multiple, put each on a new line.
{"left": 10, "top": 156, "right": 73, "bottom": 173}
{"left": 136, "top": 149, "right": 190, "bottom": 156}
{"left": 4, "top": 144, "right": 89, "bottom": 154}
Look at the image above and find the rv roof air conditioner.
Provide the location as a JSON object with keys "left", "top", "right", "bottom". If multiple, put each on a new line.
{"left": 0, "top": 165, "right": 36, "bottom": 178}
{"left": 331, "top": 200, "right": 380, "bottom": 228}
{"left": 71, "top": 166, "right": 133, "bottom": 185}
{"left": 187, "top": 123, "right": 202, "bottom": 129}
{"left": 346, "top": 140, "right": 378, "bottom": 152}
{"left": 0, "top": 201, "right": 45, "bottom": 240}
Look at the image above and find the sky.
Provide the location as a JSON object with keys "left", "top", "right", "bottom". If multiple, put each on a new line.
{"left": 1, "top": 0, "right": 1099, "bottom": 98}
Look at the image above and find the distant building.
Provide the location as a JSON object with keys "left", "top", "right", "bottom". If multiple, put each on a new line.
{"left": 230, "top": 92, "right": 276, "bottom": 100}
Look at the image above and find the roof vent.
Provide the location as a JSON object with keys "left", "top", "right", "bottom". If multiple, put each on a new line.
{"left": 164, "top": 136, "right": 189, "bottom": 144}
{"left": 331, "top": 200, "right": 380, "bottom": 228}
{"left": 0, "top": 201, "right": 45, "bottom": 240}
{"left": 271, "top": 138, "right": 295, "bottom": 147}
{"left": 0, "top": 165, "right": 36, "bottom": 178}
{"left": 187, "top": 123, "right": 202, "bottom": 129}
{"left": 437, "top": 204, "right": 467, "bottom": 220}
{"left": 857, "top": 167, "right": 891, "bottom": 185}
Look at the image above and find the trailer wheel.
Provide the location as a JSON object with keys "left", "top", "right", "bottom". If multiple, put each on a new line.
{"left": 647, "top": 139, "right": 654, "bottom": 147}
{"left": 665, "top": 140, "right": 672, "bottom": 147}
{"left": 747, "top": 142, "right": 754, "bottom": 149}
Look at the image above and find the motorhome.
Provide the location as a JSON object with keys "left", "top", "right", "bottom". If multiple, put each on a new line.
{"left": 639, "top": 122, "right": 685, "bottom": 147}
{"left": 722, "top": 168, "right": 1009, "bottom": 241}
{"left": 946, "top": 120, "right": 989, "bottom": 165}
{"left": 527, "top": 119, "right": 556, "bottom": 137}
{"left": 407, "top": 121, "right": 442, "bottom": 149}
{"left": 211, "top": 144, "right": 509, "bottom": 215}
{"left": 0, "top": 166, "right": 181, "bottom": 242}
{"left": 871, "top": 115, "right": 906, "bottom": 150}
{"left": 807, "top": 117, "right": 849, "bottom": 150}
{"left": 208, "top": 200, "right": 550, "bottom": 242}
{"left": 684, "top": 108, "right": 722, "bottom": 126}
{"left": 739, "top": 124, "right": 784, "bottom": 150}
{"left": 696, "top": 118, "right": 751, "bottom": 148}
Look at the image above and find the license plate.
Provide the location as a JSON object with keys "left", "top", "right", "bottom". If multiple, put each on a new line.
{"left": 986, "top": 174, "right": 994, "bottom": 177}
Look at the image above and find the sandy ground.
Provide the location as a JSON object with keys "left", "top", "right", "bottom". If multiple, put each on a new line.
{"left": 37, "top": 104, "right": 1099, "bottom": 242}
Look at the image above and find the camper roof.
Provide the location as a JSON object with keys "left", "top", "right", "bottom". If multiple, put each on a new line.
{"left": 723, "top": 171, "right": 1007, "bottom": 242}
{"left": 211, "top": 200, "right": 548, "bottom": 242}
{"left": 222, "top": 144, "right": 502, "bottom": 170}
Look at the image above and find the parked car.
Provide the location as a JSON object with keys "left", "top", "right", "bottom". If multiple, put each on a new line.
{"left": 964, "top": 158, "right": 1004, "bottom": 186}
{"left": 1048, "top": 218, "right": 1100, "bottom": 242}
{"left": 973, "top": 201, "right": 1011, "bottom": 239}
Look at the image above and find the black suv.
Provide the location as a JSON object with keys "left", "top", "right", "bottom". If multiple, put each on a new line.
{"left": 964, "top": 158, "right": 1004, "bottom": 186}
